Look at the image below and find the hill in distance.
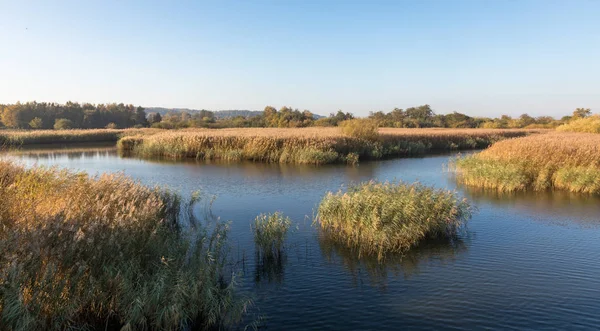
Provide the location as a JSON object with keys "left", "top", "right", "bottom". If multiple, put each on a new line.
{"left": 144, "top": 107, "right": 325, "bottom": 119}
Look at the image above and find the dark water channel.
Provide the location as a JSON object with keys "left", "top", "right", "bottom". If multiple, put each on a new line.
{"left": 4, "top": 144, "right": 600, "bottom": 330}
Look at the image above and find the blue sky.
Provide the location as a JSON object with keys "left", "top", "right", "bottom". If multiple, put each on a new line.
{"left": 1, "top": 0, "right": 598, "bottom": 117}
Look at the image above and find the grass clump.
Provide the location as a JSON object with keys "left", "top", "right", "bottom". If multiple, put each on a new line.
{"left": 0, "top": 160, "right": 247, "bottom": 330}
{"left": 556, "top": 115, "right": 600, "bottom": 133}
{"left": 251, "top": 212, "right": 292, "bottom": 258}
{"left": 315, "top": 181, "right": 471, "bottom": 261}
{"left": 0, "top": 128, "right": 161, "bottom": 146}
{"left": 453, "top": 132, "right": 600, "bottom": 194}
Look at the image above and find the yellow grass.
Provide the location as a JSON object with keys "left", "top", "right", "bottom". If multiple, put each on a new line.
{"left": 119, "top": 128, "right": 543, "bottom": 165}
{"left": 453, "top": 132, "right": 600, "bottom": 194}
{"left": 0, "top": 128, "right": 162, "bottom": 146}
{"left": 0, "top": 160, "right": 247, "bottom": 330}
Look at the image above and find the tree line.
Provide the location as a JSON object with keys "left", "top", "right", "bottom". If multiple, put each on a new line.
{"left": 0, "top": 101, "right": 593, "bottom": 130}
{"left": 0, "top": 102, "right": 148, "bottom": 129}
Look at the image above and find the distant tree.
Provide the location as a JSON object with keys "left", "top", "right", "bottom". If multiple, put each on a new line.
{"left": 134, "top": 106, "right": 149, "bottom": 127}
{"left": 147, "top": 112, "right": 162, "bottom": 124}
{"left": 518, "top": 114, "right": 536, "bottom": 127}
{"left": 1, "top": 105, "right": 23, "bottom": 128}
{"left": 106, "top": 122, "right": 118, "bottom": 129}
{"left": 28, "top": 117, "right": 43, "bottom": 129}
{"left": 54, "top": 118, "right": 74, "bottom": 130}
{"left": 572, "top": 108, "right": 592, "bottom": 119}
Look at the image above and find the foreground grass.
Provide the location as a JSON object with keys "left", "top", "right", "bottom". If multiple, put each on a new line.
{"left": 556, "top": 115, "right": 600, "bottom": 133}
{"left": 315, "top": 181, "right": 471, "bottom": 261}
{"left": 453, "top": 132, "right": 600, "bottom": 194}
{"left": 118, "top": 128, "right": 540, "bottom": 165}
{"left": 0, "top": 161, "right": 247, "bottom": 330}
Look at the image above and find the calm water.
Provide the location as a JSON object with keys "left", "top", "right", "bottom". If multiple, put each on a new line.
{"left": 4, "top": 145, "right": 600, "bottom": 330}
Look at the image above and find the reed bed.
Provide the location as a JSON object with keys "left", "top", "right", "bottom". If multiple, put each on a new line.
{"left": 0, "top": 160, "right": 247, "bottom": 330}
{"left": 118, "top": 128, "right": 540, "bottom": 165}
{"left": 556, "top": 115, "right": 600, "bottom": 133}
{"left": 0, "top": 128, "right": 161, "bottom": 146}
{"left": 251, "top": 212, "right": 292, "bottom": 259}
{"left": 453, "top": 132, "right": 600, "bottom": 194}
{"left": 315, "top": 181, "right": 471, "bottom": 261}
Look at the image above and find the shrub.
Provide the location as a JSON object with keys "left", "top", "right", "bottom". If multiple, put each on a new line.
{"left": 339, "top": 119, "right": 379, "bottom": 141}
{"left": 53, "top": 118, "right": 74, "bottom": 130}
{"left": 316, "top": 181, "right": 471, "bottom": 261}
{"left": 106, "top": 122, "right": 118, "bottom": 129}
{"left": 28, "top": 117, "right": 43, "bottom": 129}
{"left": 556, "top": 115, "right": 600, "bottom": 133}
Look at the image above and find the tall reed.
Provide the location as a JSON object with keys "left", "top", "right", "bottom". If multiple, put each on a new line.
{"left": 315, "top": 181, "right": 471, "bottom": 261}
{"left": 0, "top": 160, "right": 248, "bottom": 330}
{"left": 118, "top": 127, "right": 541, "bottom": 165}
{"left": 452, "top": 132, "right": 600, "bottom": 194}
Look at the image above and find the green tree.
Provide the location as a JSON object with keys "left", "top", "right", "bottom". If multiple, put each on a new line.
{"left": 573, "top": 108, "right": 592, "bottom": 119}
{"left": 54, "top": 118, "right": 74, "bottom": 130}
{"left": 147, "top": 112, "right": 162, "bottom": 124}
{"left": 29, "top": 117, "right": 44, "bottom": 129}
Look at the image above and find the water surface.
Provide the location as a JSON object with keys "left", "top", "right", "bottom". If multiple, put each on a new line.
{"left": 4, "top": 145, "right": 600, "bottom": 330}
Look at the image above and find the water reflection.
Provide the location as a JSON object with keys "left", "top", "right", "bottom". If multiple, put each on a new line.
{"left": 319, "top": 234, "right": 468, "bottom": 289}
{"left": 459, "top": 185, "right": 600, "bottom": 225}
{"left": 253, "top": 251, "right": 287, "bottom": 284}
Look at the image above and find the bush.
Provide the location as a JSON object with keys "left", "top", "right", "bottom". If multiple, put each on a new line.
{"left": 28, "top": 117, "right": 43, "bottom": 129}
{"left": 106, "top": 122, "right": 118, "bottom": 129}
{"left": 556, "top": 115, "right": 600, "bottom": 133}
{"left": 316, "top": 181, "right": 471, "bottom": 261}
{"left": 53, "top": 118, "right": 74, "bottom": 130}
{"left": 339, "top": 119, "right": 379, "bottom": 141}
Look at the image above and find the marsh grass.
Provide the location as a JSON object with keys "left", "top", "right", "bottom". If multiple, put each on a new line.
{"left": 251, "top": 212, "right": 292, "bottom": 259}
{"left": 0, "top": 160, "right": 248, "bottom": 330}
{"left": 315, "top": 181, "right": 471, "bottom": 261}
{"left": 118, "top": 128, "right": 540, "bottom": 165}
{"left": 452, "top": 132, "right": 600, "bottom": 194}
{"left": 0, "top": 128, "right": 161, "bottom": 147}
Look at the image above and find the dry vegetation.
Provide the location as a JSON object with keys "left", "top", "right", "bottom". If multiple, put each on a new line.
{"left": 0, "top": 128, "right": 162, "bottom": 146}
{"left": 453, "top": 132, "right": 600, "bottom": 194}
{"left": 0, "top": 160, "right": 247, "bottom": 330}
{"left": 315, "top": 181, "right": 471, "bottom": 261}
{"left": 556, "top": 115, "right": 600, "bottom": 133}
{"left": 118, "top": 127, "right": 541, "bottom": 165}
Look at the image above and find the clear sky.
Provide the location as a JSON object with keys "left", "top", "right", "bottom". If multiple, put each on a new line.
{"left": 1, "top": 0, "right": 599, "bottom": 118}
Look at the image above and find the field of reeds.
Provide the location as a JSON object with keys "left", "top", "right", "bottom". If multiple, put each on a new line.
{"left": 556, "top": 115, "right": 600, "bottom": 133}
{"left": 0, "top": 128, "right": 161, "bottom": 146}
{"left": 118, "top": 127, "right": 541, "bottom": 165}
{"left": 315, "top": 181, "right": 471, "bottom": 261}
{"left": 0, "top": 160, "right": 247, "bottom": 330}
{"left": 452, "top": 132, "right": 600, "bottom": 194}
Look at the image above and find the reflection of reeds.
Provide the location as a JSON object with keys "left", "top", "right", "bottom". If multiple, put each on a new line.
{"left": 118, "top": 128, "right": 539, "bottom": 165}
{"left": 254, "top": 251, "right": 287, "bottom": 284}
{"left": 316, "top": 181, "right": 471, "bottom": 261}
{"left": 319, "top": 234, "right": 468, "bottom": 287}
{"left": 452, "top": 132, "right": 600, "bottom": 194}
{"left": 0, "top": 160, "right": 247, "bottom": 330}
